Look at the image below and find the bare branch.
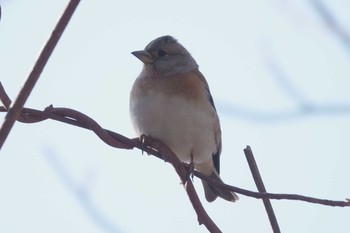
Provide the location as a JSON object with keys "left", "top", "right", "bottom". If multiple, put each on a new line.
{"left": 0, "top": 0, "right": 81, "bottom": 149}
{"left": 1, "top": 84, "right": 349, "bottom": 232}
{"left": 143, "top": 137, "right": 222, "bottom": 233}
{"left": 1, "top": 84, "right": 349, "bottom": 207}
{"left": 1, "top": 84, "right": 349, "bottom": 208}
{"left": 195, "top": 172, "right": 349, "bottom": 207}
{"left": 244, "top": 146, "right": 281, "bottom": 233}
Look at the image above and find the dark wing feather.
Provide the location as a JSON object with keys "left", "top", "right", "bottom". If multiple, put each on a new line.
{"left": 212, "top": 140, "right": 221, "bottom": 174}
{"left": 207, "top": 88, "right": 217, "bottom": 111}
{"left": 194, "top": 70, "right": 222, "bottom": 175}
{"left": 205, "top": 87, "right": 221, "bottom": 174}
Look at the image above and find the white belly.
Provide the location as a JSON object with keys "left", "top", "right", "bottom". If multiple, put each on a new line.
{"left": 130, "top": 93, "right": 217, "bottom": 164}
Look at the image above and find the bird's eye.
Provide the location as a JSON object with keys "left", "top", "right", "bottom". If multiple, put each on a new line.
{"left": 158, "top": 49, "right": 167, "bottom": 57}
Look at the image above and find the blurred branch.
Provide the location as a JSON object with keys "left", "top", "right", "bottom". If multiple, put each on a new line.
{"left": 0, "top": 0, "right": 80, "bottom": 149}
{"left": 218, "top": 101, "right": 350, "bottom": 122}
{"left": 218, "top": 43, "right": 350, "bottom": 122}
{"left": 310, "top": 0, "right": 350, "bottom": 55}
{"left": 264, "top": 51, "right": 311, "bottom": 108}
{"left": 44, "top": 148, "right": 123, "bottom": 233}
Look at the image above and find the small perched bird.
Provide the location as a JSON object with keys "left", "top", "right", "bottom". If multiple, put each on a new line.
{"left": 130, "top": 35, "right": 238, "bottom": 202}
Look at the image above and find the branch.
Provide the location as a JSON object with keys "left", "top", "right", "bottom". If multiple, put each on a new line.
{"left": 0, "top": 0, "right": 81, "bottom": 149}
{"left": 218, "top": 101, "right": 350, "bottom": 122}
{"left": 1, "top": 84, "right": 349, "bottom": 232}
{"left": 0, "top": 82, "right": 220, "bottom": 232}
{"left": 195, "top": 172, "right": 349, "bottom": 207}
{"left": 310, "top": 0, "right": 350, "bottom": 56}
{"left": 244, "top": 146, "right": 280, "bottom": 233}
{"left": 44, "top": 148, "right": 121, "bottom": 233}
{"left": 218, "top": 51, "right": 350, "bottom": 122}
{"left": 1, "top": 84, "right": 349, "bottom": 209}
{"left": 143, "top": 137, "right": 222, "bottom": 233}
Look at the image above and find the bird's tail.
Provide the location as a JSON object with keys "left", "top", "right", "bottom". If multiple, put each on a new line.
{"left": 201, "top": 171, "right": 239, "bottom": 202}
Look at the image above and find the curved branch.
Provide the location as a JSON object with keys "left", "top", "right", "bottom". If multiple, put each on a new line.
{"left": 0, "top": 87, "right": 349, "bottom": 208}
{"left": 1, "top": 84, "right": 349, "bottom": 232}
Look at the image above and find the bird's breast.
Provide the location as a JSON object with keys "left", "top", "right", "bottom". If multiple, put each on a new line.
{"left": 130, "top": 91, "right": 218, "bottom": 164}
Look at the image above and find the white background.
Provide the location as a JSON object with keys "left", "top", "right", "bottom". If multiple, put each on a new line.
{"left": 0, "top": 0, "right": 350, "bottom": 232}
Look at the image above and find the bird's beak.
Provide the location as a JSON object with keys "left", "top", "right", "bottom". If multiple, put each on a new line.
{"left": 131, "top": 50, "right": 153, "bottom": 64}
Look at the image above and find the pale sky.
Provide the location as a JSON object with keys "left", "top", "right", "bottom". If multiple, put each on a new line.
{"left": 1, "top": 0, "right": 350, "bottom": 232}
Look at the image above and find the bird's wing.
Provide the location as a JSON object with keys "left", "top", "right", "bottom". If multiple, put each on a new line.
{"left": 193, "top": 70, "right": 222, "bottom": 174}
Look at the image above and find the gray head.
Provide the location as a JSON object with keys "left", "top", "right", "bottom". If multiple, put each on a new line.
{"left": 132, "top": 36, "right": 198, "bottom": 76}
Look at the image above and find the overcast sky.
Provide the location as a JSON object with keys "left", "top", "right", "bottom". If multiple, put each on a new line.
{"left": 1, "top": 0, "right": 350, "bottom": 232}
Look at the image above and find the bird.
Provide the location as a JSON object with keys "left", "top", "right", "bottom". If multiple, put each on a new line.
{"left": 129, "top": 35, "right": 238, "bottom": 202}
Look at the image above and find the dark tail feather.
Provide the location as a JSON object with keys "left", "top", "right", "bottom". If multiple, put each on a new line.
{"left": 202, "top": 172, "right": 239, "bottom": 202}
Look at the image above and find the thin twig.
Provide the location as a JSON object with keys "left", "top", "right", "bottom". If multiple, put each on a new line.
{"left": 0, "top": 0, "right": 81, "bottom": 149}
{"left": 195, "top": 172, "right": 349, "bottom": 207}
{"left": 244, "top": 146, "right": 281, "bottom": 233}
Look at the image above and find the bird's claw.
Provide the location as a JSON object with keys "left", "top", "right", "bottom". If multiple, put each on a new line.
{"left": 139, "top": 134, "right": 150, "bottom": 155}
{"left": 186, "top": 161, "right": 195, "bottom": 182}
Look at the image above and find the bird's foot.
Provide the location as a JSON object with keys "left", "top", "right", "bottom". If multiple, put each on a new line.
{"left": 186, "top": 156, "right": 195, "bottom": 182}
{"left": 139, "top": 134, "right": 151, "bottom": 155}
{"left": 139, "top": 135, "right": 164, "bottom": 158}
